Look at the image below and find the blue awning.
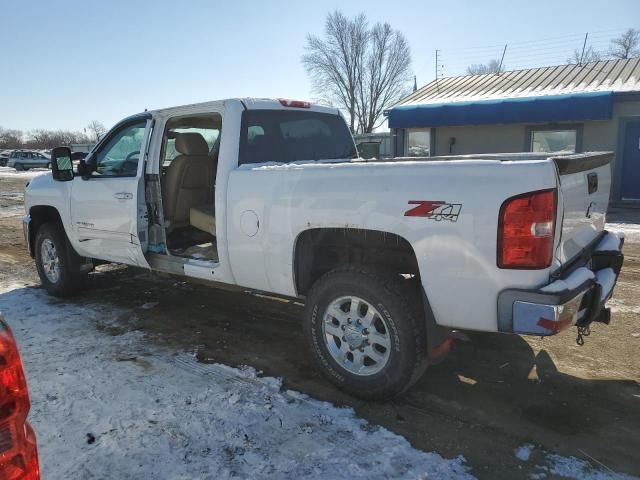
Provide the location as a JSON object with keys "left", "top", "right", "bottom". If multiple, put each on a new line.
{"left": 388, "top": 91, "right": 614, "bottom": 129}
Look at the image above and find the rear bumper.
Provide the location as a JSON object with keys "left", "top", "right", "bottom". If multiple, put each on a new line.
{"left": 498, "top": 231, "right": 624, "bottom": 335}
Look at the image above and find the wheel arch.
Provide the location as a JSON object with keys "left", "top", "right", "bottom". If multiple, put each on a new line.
{"left": 27, "top": 205, "right": 64, "bottom": 258}
{"left": 293, "top": 227, "right": 420, "bottom": 297}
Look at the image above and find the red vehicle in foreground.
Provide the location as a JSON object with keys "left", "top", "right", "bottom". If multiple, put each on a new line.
{"left": 0, "top": 314, "right": 39, "bottom": 480}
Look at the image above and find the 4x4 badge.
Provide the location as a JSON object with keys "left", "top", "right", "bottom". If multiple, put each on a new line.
{"left": 404, "top": 201, "right": 462, "bottom": 222}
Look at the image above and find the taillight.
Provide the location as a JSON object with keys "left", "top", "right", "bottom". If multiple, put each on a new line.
{"left": 497, "top": 189, "right": 557, "bottom": 269}
{"left": 279, "top": 98, "right": 311, "bottom": 108}
{"left": 0, "top": 316, "right": 39, "bottom": 480}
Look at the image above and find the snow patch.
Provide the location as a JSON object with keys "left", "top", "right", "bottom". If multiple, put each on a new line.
{"left": 606, "top": 222, "right": 640, "bottom": 244}
{"left": 0, "top": 285, "right": 474, "bottom": 479}
{"left": 540, "top": 267, "right": 594, "bottom": 293}
{"left": 542, "top": 454, "right": 637, "bottom": 480}
{"left": 596, "top": 231, "right": 623, "bottom": 252}
{"left": 0, "top": 166, "right": 50, "bottom": 178}
{"left": 607, "top": 298, "right": 640, "bottom": 315}
{"left": 514, "top": 443, "right": 534, "bottom": 461}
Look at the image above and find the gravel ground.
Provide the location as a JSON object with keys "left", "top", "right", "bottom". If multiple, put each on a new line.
{"left": 0, "top": 172, "right": 638, "bottom": 479}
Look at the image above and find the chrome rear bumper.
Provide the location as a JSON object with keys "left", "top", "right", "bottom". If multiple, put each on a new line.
{"left": 498, "top": 231, "right": 624, "bottom": 335}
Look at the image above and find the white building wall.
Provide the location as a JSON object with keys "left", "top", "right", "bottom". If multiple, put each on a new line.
{"left": 396, "top": 98, "right": 640, "bottom": 204}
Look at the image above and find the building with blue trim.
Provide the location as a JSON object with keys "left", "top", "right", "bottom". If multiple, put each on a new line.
{"left": 387, "top": 58, "right": 640, "bottom": 205}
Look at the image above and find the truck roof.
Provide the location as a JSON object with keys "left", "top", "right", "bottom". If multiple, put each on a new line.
{"left": 146, "top": 98, "right": 341, "bottom": 117}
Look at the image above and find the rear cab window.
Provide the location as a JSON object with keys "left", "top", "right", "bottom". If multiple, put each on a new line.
{"left": 239, "top": 110, "right": 356, "bottom": 165}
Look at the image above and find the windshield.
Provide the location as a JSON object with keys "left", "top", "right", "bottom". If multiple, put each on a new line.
{"left": 239, "top": 110, "right": 356, "bottom": 165}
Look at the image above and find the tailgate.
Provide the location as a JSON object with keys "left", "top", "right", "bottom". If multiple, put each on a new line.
{"left": 552, "top": 152, "right": 614, "bottom": 263}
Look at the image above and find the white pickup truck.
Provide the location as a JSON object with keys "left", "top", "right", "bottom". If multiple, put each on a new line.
{"left": 23, "top": 98, "right": 624, "bottom": 399}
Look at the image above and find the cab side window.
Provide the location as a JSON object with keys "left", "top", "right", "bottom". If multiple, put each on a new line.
{"left": 93, "top": 122, "right": 146, "bottom": 177}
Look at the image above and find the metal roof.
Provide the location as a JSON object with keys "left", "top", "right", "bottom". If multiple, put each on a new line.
{"left": 398, "top": 58, "right": 640, "bottom": 106}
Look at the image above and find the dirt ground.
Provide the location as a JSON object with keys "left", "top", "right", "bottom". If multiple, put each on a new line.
{"left": 1, "top": 174, "right": 639, "bottom": 479}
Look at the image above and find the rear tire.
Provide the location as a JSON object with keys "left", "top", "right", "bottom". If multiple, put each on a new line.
{"left": 46, "top": 162, "right": 51, "bottom": 169}
{"left": 35, "top": 222, "right": 86, "bottom": 297}
{"left": 304, "top": 266, "right": 427, "bottom": 399}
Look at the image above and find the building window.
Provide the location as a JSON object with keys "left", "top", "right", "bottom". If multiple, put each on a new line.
{"left": 530, "top": 128, "right": 578, "bottom": 153}
{"left": 406, "top": 129, "right": 431, "bottom": 156}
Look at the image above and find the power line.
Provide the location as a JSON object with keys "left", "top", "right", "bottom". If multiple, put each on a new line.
{"left": 441, "top": 39, "right": 619, "bottom": 61}
{"left": 434, "top": 27, "right": 638, "bottom": 78}
{"left": 441, "top": 27, "right": 630, "bottom": 54}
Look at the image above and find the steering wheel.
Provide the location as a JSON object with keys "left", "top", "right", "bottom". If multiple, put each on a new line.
{"left": 125, "top": 151, "right": 140, "bottom": 162}
{"left": 116, "top": 150, "right": 140, "bottom": 175}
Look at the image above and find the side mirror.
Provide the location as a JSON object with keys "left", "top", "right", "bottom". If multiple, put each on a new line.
{"left": 50, "top": 147, "right": 74, "bottom": 182}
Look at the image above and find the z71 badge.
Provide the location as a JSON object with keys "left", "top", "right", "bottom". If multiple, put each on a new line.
{"left": 404, "top": 201, "right": 462, "bottom": 222}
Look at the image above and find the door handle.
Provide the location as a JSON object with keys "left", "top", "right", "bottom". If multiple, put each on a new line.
{"left": 113, "top": 192, "right": 133, "bottom": 200}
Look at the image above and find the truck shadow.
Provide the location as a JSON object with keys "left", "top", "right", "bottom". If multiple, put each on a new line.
{"left": 15, "top": 265, "right": 640, "bottom": 479}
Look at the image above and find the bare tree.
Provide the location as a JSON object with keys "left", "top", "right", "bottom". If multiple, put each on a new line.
{"left": 568, "top": 45, "right": 602, "bottom": 64}
{"left": 86, "top": 120, "right": 107, "bottom": 142}
{"left": 303, "top": 11, "right": 367, "bottom": 132}
{"left": 0, "top": 126, "right": 92, "bottom": 149}
{"left": 25, "top": 129, "right": 92, "bottom": 149}
{"left": 466, "top": 59, "right": 503, "bottom": 75}
{"left": 355, "top": 22, "right": 412, "bottom": 133}
{"left": 0, "top": 127, "right": 24, "bottom": 149}
{"left": 609, "top": 28, "right": 640, "bottom": 59}
{"left": 303, "top": 10, "right": 412, "bottom": 133}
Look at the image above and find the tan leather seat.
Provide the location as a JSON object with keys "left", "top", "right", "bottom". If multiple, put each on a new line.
{"left": 162, "top": 133, "right": 215, "bottom": 230}
{"left": 190, "top": 205, "right": 216, "bottom": 235}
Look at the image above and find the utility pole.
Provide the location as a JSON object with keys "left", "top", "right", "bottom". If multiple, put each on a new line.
{"left": 498, "top": 44, "right": 508, "bottom": 73}
{"left": 579, "top": 32, "right": 589, "bottom": 65}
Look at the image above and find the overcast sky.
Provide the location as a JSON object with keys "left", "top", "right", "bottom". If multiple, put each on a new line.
{"left": 1, "top": 0, "right": 639, "bottom": 132}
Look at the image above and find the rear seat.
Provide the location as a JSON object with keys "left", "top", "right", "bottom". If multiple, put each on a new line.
{"left": 190, "top": 205, "right": 216, "bottom": 235}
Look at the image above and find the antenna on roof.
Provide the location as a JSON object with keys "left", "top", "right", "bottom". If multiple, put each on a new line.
{"left": 579, "top": 32, "right": 589, "bottom": 66}
{"left": 498, "top": 44, "right": 507, "bottom": 74}
{"left": 413, "top": 76, "right": 417, "bottom": 92}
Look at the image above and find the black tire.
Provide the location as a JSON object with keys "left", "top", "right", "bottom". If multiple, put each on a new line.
{"left": 14, "top": 163, "right": 24, "bottom": 171}
{"left": 304, "top": 266, "right": 427, "bottom": 399}
{"left": 46, "top": 162, "right": 51, "bottom": 169}
{"left": 35, "top": 222, "right": 86, "bottom": 297}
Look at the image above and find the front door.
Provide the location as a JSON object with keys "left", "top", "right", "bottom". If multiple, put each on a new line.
{"left": 621, "top": 120, "right": 640, "bottom": 201}
{"left": 70, "top": 118, "right": 151, "bottom": 266}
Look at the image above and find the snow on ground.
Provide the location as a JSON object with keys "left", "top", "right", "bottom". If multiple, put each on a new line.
{"left": 513, "top": 444, "right": 637, "bottom": 480}
{"left": 1, "top": 285, "right": 634, "bottom": 479}
{"left": 0, "top": 166, "right": 50, "bottom": 179}
{"left": 0, "top": 284, "right": 473, "bottom": 479}
{"left": 543, "top": 455, "right": 637, "bottom": 480}
{"left": 514, "top": 444, "right": 534, "bottom": 461}
{"left": 606, "top": 221, "right": 640, "bottom": 244}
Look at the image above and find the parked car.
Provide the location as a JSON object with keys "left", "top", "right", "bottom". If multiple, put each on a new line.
{"left": 22, "top": 98, "right": 624, "bottom": 399}
{"left": 7, "top": 150, "right": 51, "bottom": 170}
{"left": 0, "top": 314, "right": 40, "bottom": 479}
{"left": 71, "top": 151, "right": 88, "bottom": 162}
{"left": 0, "top": 151, "right": 9, "bottom": 167}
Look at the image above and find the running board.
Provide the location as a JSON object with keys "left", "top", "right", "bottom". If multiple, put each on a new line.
{"left": 184, "top": 260, "right": 218, "bottom": 281}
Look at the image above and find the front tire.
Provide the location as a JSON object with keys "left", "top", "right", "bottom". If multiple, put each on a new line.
{"left": 304, "top": 266, "right": 427, "bottom": 399}
{"left": 35, "top": 222, "right": 85, "bottom": 297}
{"left": 14, "top": 163, "right": 24, "bottom": 171}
